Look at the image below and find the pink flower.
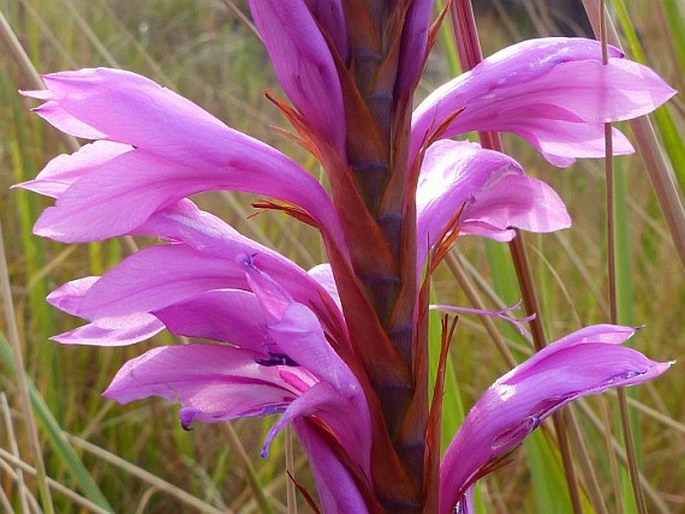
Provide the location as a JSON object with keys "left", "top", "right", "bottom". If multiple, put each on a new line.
{"left": 439, "top": 325, "right": 671, "bottom": 513}
{"left": 16, "top": 3, "right": 674, "bottom": 512}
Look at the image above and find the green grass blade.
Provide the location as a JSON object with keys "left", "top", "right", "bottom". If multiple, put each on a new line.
{"left": 526, "top": 429, "right": 596, "bottom": 514}
{"left": 0, "top": 334, "right": 114, "bottom": 512}
{"left": 662, "top": 0, "right": 685, "bottom": 75}
{"left": 613, "top": 158, "right": 634, "bottom": 325}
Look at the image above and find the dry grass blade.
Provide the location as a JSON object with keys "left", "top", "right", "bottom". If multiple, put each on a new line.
{"left": 0, "top": 6, "right": 79, "bottom": 153}
{"left": 1, "top": 392, "right": 30, "bottom": 513}
{"left": 0, "top": 220, "right": 54, "bottom": 514}
{"left": 577, "top": 401, "right": 671, "bottom": 514}
{"left": 65, "top": 433, "right": 232, "bottom": 514}
{"left": 0, "top": 475, "right": 14, "bottom": 514}
{"left": 565, "top": 409, "right": 609, "bottom": 514}
{"left": 600, "top": 1, "right": 653, "bottom": 511}
{"left": 222, "top": 423, "right": 276, "bottom": 514}
{"left": 0, "top": 447, "right": 111, "bottom": 514}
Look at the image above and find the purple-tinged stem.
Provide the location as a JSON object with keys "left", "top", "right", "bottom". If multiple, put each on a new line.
{"left": 598, "top": 2, "right": 647, "bottom": 512}
{"left": 581, "top": 1, "right": 685, "bottom": 269}
{"left": 448, "top": 2, "right": 583, "bottom": 513}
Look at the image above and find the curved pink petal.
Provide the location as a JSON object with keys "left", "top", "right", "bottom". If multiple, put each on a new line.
{"left": 23, "top": 68, "right": 247, "bottom": 161}
{"left": 439, "top": 325, "right": 671, "bottom": 513}
{"left": 20, "top": 68, "right": 345, "bottom": 250}
{"left": 248, "top": 1, "right": 345, "bottom": 152}
{"left": 243, "top": 259, "right": 370, "bottom": 470}
{"left": 153, "top": 289, "right": 267, "bottom": 351}
{"left": 103, "top": 344, "right": 305, "bottom": 428}
{"left": 295, "top": 421, "right": 370, "bottom": 514}
{"left": 412, "top": 38, "right": 675, "bottom": 167}
{"left": 104, "top": 341, "right": 371, "bottom": 487}
{"left": 31, "top": 100, "right": 107, "bottom": 139}
{"left": 51, "top": 315, "right": 163, "bottom": 346}
{"left": 13, "top": 141, "right": 131, "bottom": 198}
{"left": 46, "top": 276, "right": 99, "bottom": 316}
{"left": 243, "top": 258, "right": 359, "bottom": 395}
{"left": 77, "top": 245, "right": 243, "bottom": 320}
{"left": 308, "top": 263, "right": 341, "bottom": 309}
{"left": 416, "top": 140, "right": 570, "bottom": 270}
{"left": 46, "top": 275, "right": 163, "bottom": 346}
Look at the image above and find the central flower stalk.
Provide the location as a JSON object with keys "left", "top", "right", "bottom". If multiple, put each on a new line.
{"left": 335, "top": 2, "right": 426, "bottom": 511}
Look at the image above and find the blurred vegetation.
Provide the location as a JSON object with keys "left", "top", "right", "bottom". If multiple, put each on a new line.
{"left": 0, "top": 0, "right": 683, "bottom": 512}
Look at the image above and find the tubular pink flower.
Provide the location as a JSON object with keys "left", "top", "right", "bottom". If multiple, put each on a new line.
{"left": 412, "top": 37, "right": 676, "bottom": 167}
{"left": 439, "top": 325, "right": 672, "bottom": 514}
{"left": 70, "top": 201, "right": 346, "bottom": 340}
{"left": 15, "top": 69, "right": 347, "bottom": 254}
{"left": 295, "top": 422, "right": 369, "bottom": 514}
{"left": 102, "top": 257, "right": 372, "bottom": 511}
{"left": 416, "top": 140, "right": 570, "bottom": 271}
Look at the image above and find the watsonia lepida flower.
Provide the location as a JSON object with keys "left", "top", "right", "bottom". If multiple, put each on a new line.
{"left": 16, "top": 2, "right": 674, "bottom": 513}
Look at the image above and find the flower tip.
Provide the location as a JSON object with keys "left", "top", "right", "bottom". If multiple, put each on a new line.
{"left": 19, "top": 87, "right": 55, "bottom": 101}
{"left": 179, "top": 408, "right": 196, "bottom": 431}
{"left": 100, "top": 387, "right": 116, "bottom": 402}
{"left": 236, "top": 252, "right": 257, "bottom": 269}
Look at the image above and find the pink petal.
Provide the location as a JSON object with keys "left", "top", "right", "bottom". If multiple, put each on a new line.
{"left": 78, "top": 245, "right": 245, "bottom": 319}
{"left": 295, "top": 421, "right": 370, "bottom": 514}
{"left": 12, "top": 141, "right": 131, "bottom": 198}
{"left": 46, "top": 276, "right": 99, "bottom": 316}
{"left": 28, "top": 68, "right": 231, "bottom": 156}
{"left": 103, "top": 344, "right": 301, "bottom": 427}
{"left": 243, "top": 260, "right": 371, "bottom": 470}
{"left": 153, "top": 289, "right": 267, "bottom": 351}
{"left": 262, "top": 382, "right": 342, "bottom": 454}
{"left": 242, "top": 258, "right": 358, "bottom": 395}
{"left": 30, "top": 144, "right": 343, "bottom": 248}
{"left": 416, "top": 140, "right": 570, "bottom": 270}
{"left": 248, "top": 1, "right": 345, "bottom": 152}
{"left": 52, "top": 315, "right": 163, "bottom": 347}
{"left": 135, "top": 201, "right": 344, "bottom": 328}
{"left": 412, "top": 38, "right": 675, "bottom": 167}
{"left": 308, "top": 263, "right": 341, "bottom": 309}
{"left": 439, "top": 325, "right": 671, "bottom": 513}
{"left": 30, "top": 100, "right": 107, "bottom": 139}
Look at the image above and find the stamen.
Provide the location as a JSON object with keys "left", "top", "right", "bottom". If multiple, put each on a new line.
{"left": 430, "top": 300, "right": 535, "bottom": 337}
{"left": 255, "top": 352, "right": 299, "bottom": 367}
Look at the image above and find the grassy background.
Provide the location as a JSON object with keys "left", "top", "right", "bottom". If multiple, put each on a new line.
{"left": 1, "top": 0, "right": 683, "bottom": 512}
